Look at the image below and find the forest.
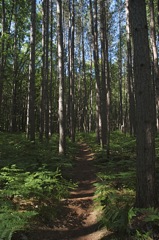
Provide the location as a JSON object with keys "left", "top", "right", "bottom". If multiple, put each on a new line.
{"left": 1, "top": 0, "right": 159, "bottom": 239}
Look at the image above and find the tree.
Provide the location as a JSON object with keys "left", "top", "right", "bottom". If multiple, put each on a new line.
{"left": 26, "top": 0, "right": 36, "bottom": 141}
{"left": 130, "top": 0, "right": 157, "bottom": 207}
{"left": 90, "top": 0, "right": 101, "bottom": 144}
{"left": 126, "top": 0, "right": 136, "bottom": 135}
{"left": 100, "top": 0, "right": 107, "bottom": 148}
{"left": 68, "top": 0, "right": 75, "bottom": 142}
{"left": 149, "top": 0, "right": 159, "bottom": 131}
{"left": 0, "top": 0, "right": 6, "bottom": 128}
{"left": 57, "top": 0, "right": 66, "bottom": 154}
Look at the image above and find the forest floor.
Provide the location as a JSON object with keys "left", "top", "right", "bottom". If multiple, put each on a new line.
{"left": 26, "top": 142, "right": 109, "bottom": 240}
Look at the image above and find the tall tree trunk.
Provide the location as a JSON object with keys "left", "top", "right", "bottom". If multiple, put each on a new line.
{"left": 149, "top": 0, "right": 159, "bottom": 131}
{"left": 68, "top": 0, "right": 75, "bottom": 142}
{"left": 89, "top": 49, "right": 93, "bottom": 132}
{"left": 49, "top": 0, "right": 54, "bottom": 136}
{"left": 81, "top": 13, "right": 87, "bottom": 132}
{"left": 126, "top": 0, "right": 136, "bottom": 136}
{"left": 11, "top": 0, "right": 18, "bottom": 132}
{"left": 90, "top": 0, "right": 101, "bottom": 144}
{"left": 57, "top": 0, "right": 66, "bottom": 154}
{"left": 130, "top": 0, "right": 157, "bottom": 207}
{"left": 0, "top": 0, "right": 6, "bottom": 129}
{"left": 105, "top": 2, "right": 111, "bottom": 156}
{"left": 44, "top": 0, "right": 49, "bottom": 140}
{"left": 39, "top": 0, "right": 46, "bottom": 141}
{"left": 27, "top": 0, "right": 36, "bottom": 141}
{"left": 100, "top": 0, "right": 107, "bottom": 148}
{"left": 118, "top": 0, "right": 123, "bottom": 129}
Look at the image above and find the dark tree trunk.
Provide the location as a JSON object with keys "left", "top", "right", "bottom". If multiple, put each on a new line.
{"left": 130, "top": 0, "right": 157, "bottom": 208}
{"left": 27, "top": 0, "right": 36, "bottom": 141}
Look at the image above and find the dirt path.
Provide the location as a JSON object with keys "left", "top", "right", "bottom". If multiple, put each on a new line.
{"left": 27, "top": 142, "right": 108, "bottom": 240}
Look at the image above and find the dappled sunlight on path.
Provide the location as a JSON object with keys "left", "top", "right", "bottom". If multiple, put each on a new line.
{"left": 25, "top": 142, "right": 109, "bottom": 240}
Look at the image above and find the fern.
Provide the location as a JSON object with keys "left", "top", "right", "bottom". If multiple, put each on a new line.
{"left": 140, "top": 207, "right": 159, "bottom": 224}
{"left": 0, "top": 206, "right": 36, "bottom": 240}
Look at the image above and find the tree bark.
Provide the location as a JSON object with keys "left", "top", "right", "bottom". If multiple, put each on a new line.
{"left": 57, "top": 0, "right": 66, "bottom": 154}
{"left": 0, "top": 0, "right": 6, "bottom": 129}
{"left": 68, "top": 0, "right": 75, "bottom": 142}
{"left": 27, "top": 0, "right": 36, "bottom": 141}
{"left": 149, "top": 0, "right": 159, "bottom": 131}
{"left": 126, "top": 0, "right": 136, "bottom": 136}
{"left": 100, "top": 0, "right": 107, "bottom": 148}
{"left": 130, "top": 0, "right": 157, "bottom": 207}
{"left": 90, "top": 0, "right": 101, "bottom": 144}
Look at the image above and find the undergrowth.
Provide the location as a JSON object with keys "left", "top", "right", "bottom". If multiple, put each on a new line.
{"left": 80, "top": 131, "right": 159, "bottom": 240}
{"left": 0, "top": 133, "right": 77, "bottom": 240}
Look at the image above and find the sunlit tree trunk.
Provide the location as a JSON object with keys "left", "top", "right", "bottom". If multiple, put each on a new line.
{"left": 90, "top": 0, "right": 101, "bottom": 144}
{"left": 100, "top": 0, "right": 107, "bottom": 148}
{"left": 149, "top": 0, "right": 159, "bottom": 131}
{"left": 118, "top": 0, "right": 123, "bottom": 129}
{"left": 57, "top": 0, "right": 66, "bottom": 154}
{"left": 81, "top": 13, "right": 87, "bottom": 132}
{"left": 11, "top": 0, "right": 18, "bottom": 132}
{"left": 68, "top": 0, "right": 75, "bottom": 142}
{"left": 130, "top": 0, "right": 157, "bottom": 207}
{"left": 126, "top": 0, "right": 136, "bottom": 136}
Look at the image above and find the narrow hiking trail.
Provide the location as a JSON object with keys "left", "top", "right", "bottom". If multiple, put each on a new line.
{"left": 28, "top": 142, "right": 108, "bottom": 240}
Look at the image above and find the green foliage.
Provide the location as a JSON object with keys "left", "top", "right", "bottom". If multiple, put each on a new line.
{"left": 94, "top": 180, "right": 135, "bottom": 234}
{"left": 84, "top": 131, "right": 159, "bottom": 239}
{"left": 0, "top": 165, "right": 76, "bottom": 202}
{"left": 0, "top": 133, "right": 78, "bottom": 238}
{"left": 134, "top": 230, "right": 153, "bottom": 240}
{"left": 141, "top": 207, "right": 159, "bottom": 223}
{"left": 0, "top": 203, "right": 36, "bottom": 240}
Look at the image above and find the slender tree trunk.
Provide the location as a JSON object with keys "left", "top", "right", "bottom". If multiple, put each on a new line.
{"left": 81, "top": 14, "right": 87, "bottom": 132}
{"left": 130, "top": 0, "right": 157, "bottom": 207}
{"left": 100, "top": 0, "right": 107, "bottom": 148}
{"left": 90, "top": 0, "right": 101, "bottom": 144}
{"left": 126, "top": 0, "right": 136, "bottom": 136}
{"left": 0, "top": 0, "right": 6, "bottom": 129}
{"left": 149, "top": 0, "right": 159, "bottom": 131}
{"left": 49, "top": 0, "right": 54, "bottom": 136}
{"left": 44, "top": 0, "right": 49, "bottom": 140}
{"left": 27, "top": 0, "right": 36, "bottom": 141}
{"left": 68, "top": 0, "right": 75, "bottom": 142}
{"left": 11, "top": 1, "right": 18, "bottom": 132}
{"left": 105, "top": 2, "right": 111, "bottom": 156}
{"left": 118, "top": 0, "right": 123, "bottom": 129}
{"left": 39, "top": 0, "right": 46, "bottom": 141}
{"left": 89, "top": 49, "right": 93, "bottom": 132}
{"left": 57, "top": 0, "right": 66, "bottom": 154}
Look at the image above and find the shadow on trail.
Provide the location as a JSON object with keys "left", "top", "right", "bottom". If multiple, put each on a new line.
{"left": 26, "top": 221, "right": 100, "bottom": 240}
{"left": 13, "top": 143, "right": 107, "bottom": 240}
